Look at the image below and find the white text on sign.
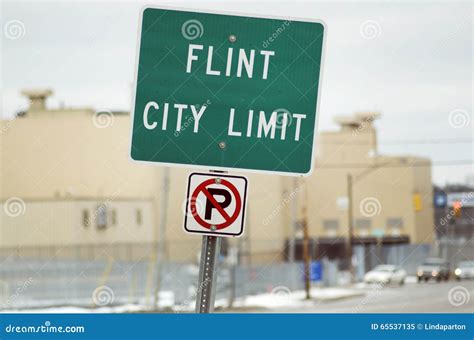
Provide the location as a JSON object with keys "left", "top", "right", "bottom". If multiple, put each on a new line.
{"left": 142, "top": 44, "right": 307, "bottom": 141}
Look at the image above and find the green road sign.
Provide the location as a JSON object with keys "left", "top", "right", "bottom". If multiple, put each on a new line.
{"left": 130, "top": 6, "right": 325, "bottom": 175}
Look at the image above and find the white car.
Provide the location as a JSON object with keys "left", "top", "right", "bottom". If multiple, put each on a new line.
{"left": 364, "top": 265, "right": 407, "bottom": 285}
{"left": 454, "top": 261, "right": 474, "bottom": 280}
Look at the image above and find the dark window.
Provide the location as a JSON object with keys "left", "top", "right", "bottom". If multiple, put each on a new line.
{"left": 355, "top": 219, "right": 371, "bottom": 229}
{"left": 111, "top": 209, "right": 117, "bottom": 226}
{"left": 323, "top": 219, "right": 339, "bottom": 230}
{"left": 323, "top": 219, "right": 339, "bottom": 236}
{"left": 136, "top": 209, "right": 142, "bottom": 226}
{"left": 387, "top": 218, "right": 403, "bottom": 228}
{"left": 96, "top": 204, "right": 107, "bottom": 230}
{"left": 82, "top": 210, "right": 89, "bottom": 227}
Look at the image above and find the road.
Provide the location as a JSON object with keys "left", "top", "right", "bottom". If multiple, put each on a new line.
{"left": 229, "top": 280, "right": 474, "bottom": 313}
{"left": 282, "top": 281, "right": 473, "bottom": 313}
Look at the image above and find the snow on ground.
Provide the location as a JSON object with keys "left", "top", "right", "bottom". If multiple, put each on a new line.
{"left": 2, "top": 287, "right": 364, "bottom": 313}
{"left": 3, "top": 304, "right": 151, "bottom": 314}
{"left": 215, "top": 287, "right": 364, "bottom": 310}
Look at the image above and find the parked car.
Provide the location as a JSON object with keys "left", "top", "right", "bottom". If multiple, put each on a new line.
{"left": 454, "top": 261, "right": 474, "bottom": 280}
{"left": 417, "top": 258, "right": 449, "bottom": 282}
{"left": 363, "top": 265, "right": 407, "bottom": 285}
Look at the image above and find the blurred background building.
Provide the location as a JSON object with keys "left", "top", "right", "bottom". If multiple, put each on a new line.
{"left": 0, "top": 88, "right": 459, "bottom": 308}
{"left": 433, "top": 186, "right": 474, "bottom": 265}
{"left": 287, "top": 111, "right": 434, "bottom": 277}
{"left": 1, "top": 89, "right": 434, "bottom": 265}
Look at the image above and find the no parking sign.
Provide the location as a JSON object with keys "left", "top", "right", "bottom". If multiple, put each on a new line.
{"left": 184, "top": 173, "right": 248, "bottom": 237}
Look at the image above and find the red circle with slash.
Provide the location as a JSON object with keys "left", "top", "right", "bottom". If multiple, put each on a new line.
{"left": 190, "top": 178, "right": 242, "bottom": 230}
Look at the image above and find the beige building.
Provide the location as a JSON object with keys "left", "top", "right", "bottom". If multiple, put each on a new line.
{"left": 0, "top": 89, "right": 434, "bottom": 265}
{"left": 302, "top": 113, "right": 434, "bottom": 266}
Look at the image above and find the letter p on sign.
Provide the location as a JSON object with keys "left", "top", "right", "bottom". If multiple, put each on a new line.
{"left": 184, "top": 173, "right": 248, "bottom": 237}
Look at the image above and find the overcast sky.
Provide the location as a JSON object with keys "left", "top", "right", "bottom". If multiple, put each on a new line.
{"left": 1, "top": 0, "right": 472, "bottom": 186}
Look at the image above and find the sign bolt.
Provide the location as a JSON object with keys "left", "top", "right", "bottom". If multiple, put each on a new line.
{"left": 228, "top": 34, "right": 237, "bottom": 43}
{"left": 215, "top": 178, "right": 222, "bottom": 184}
{"left": 218, "top": 141, "right": 226, "bottom": 149}
{"left": 210, "top": 225, "right": 216, "bottom": 231}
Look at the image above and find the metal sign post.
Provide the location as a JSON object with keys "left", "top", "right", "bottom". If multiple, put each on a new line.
{"left": 188, "top": 171, "right": 245, "bottom": 313}
{"left": 196, "top": 235, "right": 221, "bottom": 313}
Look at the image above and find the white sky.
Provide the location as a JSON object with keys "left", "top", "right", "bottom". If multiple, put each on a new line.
{"left": 1, "top": 0, "right": 473, "bottom": 186}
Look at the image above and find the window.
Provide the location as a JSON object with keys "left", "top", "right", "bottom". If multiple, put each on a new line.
{"left": 387, "top": 218, "right": 403, "bottom": 236}
{"left": 82, "top": 210, "right": 90, "bottom": 227}
{"left": 355, "top": 219, "right": 371, "bottom": 237}
{"left": 387, "top": 218, "right": 403, "bottom": 228}
{"left": 323, "top": 219, "right": 339, "bottom": 237}
{"left": 355, "top": 219, "right": 371, "bottom": 229}
{"left": 136, "top": 209, "right": 142, "bottom": 226}
{"left": 96, "top": 204, "right": 107, "bottom": 230}
{"left": 111, "top": 209, "right": 117, "bottom": 226}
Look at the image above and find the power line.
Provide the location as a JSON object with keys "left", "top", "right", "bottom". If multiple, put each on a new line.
{"left": 318, "top": 138, "right": 473, "bottom": 145}
{"left": 314, "top": 160, "right": 473, "bottom": 169}
{"left": 380, "top": 138, "right": 473, "bottom": 145}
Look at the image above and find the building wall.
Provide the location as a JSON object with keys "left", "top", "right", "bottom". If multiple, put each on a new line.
{"left": 0, "top": 110, "right": 288, "bottom": 263}
{"left": 304, "top": 121, "right": 434, "bottom": 244}
{"left": 0, "top": 101, "right": 435, "bottom": 263}
{"left": 0, "top": 199, "right": 154, "bottom": 248}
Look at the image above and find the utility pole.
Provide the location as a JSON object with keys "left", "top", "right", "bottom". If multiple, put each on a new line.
{"left": 289, "top": 177, "right": 298, "bottom": 263}
{"left": 346, "top": 163, "right": 389, "bottom": 282}
{"left": 302, "top": 181, "right": 311, "bottom": 300}
{"left": 346, "top": 173, "right": 354, "bottom": 279}
{"left": 153, "top": 167, "right": 170, "bottom": 309}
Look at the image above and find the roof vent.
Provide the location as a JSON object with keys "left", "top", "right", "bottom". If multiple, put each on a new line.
{"left": 21, "top": 89, "right": 53, "bottom": 111}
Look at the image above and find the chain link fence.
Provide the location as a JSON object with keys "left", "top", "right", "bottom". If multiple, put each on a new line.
{"left": 0, "top": 243, "right": 304, "bottom": 311}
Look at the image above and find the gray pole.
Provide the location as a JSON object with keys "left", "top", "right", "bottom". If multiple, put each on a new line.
{"left": 347, "top": 173, "right": 354, "bottom": 279}
{"left": 302, "top": 185, "right": 311, "bottom": 300}
{"left": 196, "top": 235, "right": 221, "bottom": 313}
{"left": 153, "top": 167, "right": 170, "bottom": 309}
{"left": 289, "top": 177, "right": 297, "bottom": 263}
